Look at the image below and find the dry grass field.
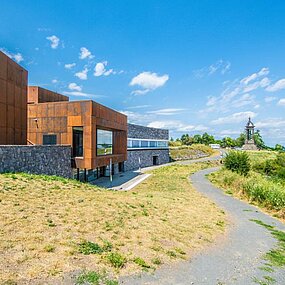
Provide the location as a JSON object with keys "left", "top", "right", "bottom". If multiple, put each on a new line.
{"left": 0, "top": 161, "right": 225, "bottom": 284}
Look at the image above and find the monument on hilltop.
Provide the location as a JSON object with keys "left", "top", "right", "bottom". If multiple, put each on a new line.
{"left": 242, "top": 117, "right": 259, "bottom": 150}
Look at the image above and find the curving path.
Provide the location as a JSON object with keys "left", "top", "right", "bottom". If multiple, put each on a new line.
{"left": 121, "top": 167, "right": 285, "bottom": 285}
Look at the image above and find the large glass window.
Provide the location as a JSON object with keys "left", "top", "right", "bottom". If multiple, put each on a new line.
{"left": 73, "top": 127, "right": 83, "bottom": 157}
{"left": 43, "top": 134, "right": 57, "bottom": 145}
{"left": 97, "top": 129, "right": 113, "bottom": 155}
{"left": 141, "top": 140, "right": 149, "bottom": 147}
{"left": 132, "top": 140, "right": 140, "bottom": 148}
{"left": 127, "top": 138, "right": 169, "bottom": 149}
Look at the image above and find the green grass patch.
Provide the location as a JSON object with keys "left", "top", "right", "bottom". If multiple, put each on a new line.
{"left": 78, "top": 241, "right": 104, "bottom": 255}
{"left": 250, "top": 220, "right": 285, "bottom": 280}
{"left": 76, "top": 271, "right": 118, "bottom": 285}
{"left": 106, "top": 252, "right": 126, "bottom": 268}
{"left": 170, "top": 144, "right": 214, "bottom": 161}
{"left": 133, "top": 257, "right": 151, "bottom": 268}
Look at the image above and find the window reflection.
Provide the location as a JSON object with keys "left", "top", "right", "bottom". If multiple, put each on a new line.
{"left": 97, "top": 129, "right": 113, "bottom": 155}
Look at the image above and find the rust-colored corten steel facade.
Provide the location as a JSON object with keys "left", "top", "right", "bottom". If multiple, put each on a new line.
{"left": 27, "top": 89, "right": 127, "bottom": 171}
{"left": 0, "top": 51, "right": 28, "bottom": 145}
{"left": 28, "top": 86, "right": 69, "bottom": 104}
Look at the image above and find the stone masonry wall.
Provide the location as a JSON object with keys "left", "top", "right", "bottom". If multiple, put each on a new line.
{"left": 128, "top": 123, "right": 169, "bottom": 140}
{"left": 0, "top": 145, "right": 72, "bottom": 178}
{"left": 125, "top": 149, "right": 169, "bottom": 171}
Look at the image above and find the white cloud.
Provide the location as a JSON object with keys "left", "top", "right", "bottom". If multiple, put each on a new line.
{"left": 220, "top": 130, "right": 242, "bottom": 136}
{"left": 63, "top": 91, "right": 103, "bottom": 98}
{"left": 148, "top": 120, "right": 208, "bottom": 132}
{"left": 240, "top": 67, "right": 269, "bottom": 85}
{"left": 0, "top": 48, "right": 24, "bottom": 63}
{"left": 130, "top": 71, "right": 169, "bottom": 95}
{"left": 131, "top": 89, "right": 150, "bottom": 96}
{"left": 211, "top": 111, "right": 257, "bottom": 125}
{"left": 126, "top": 105, "right": 151, "bottom": 109}
{"left": 231, "top": 93, "right": 255, "bottom": 108}
{"left": 266, "top": 79, "right": 285, "bottom": 92}
{"left": 65, "top": 63, "right": 76, "bottom": 69}
{"left": 46, "top": 35, "right": 60, "bottom": 49}
{"left": 277, "top": 98, "right": 285, "bottom": 106}
{"left": 255, "top": 118, "right": 285, "bottom": 128}
{"left": 68, "top": 83, "right": 82, "bottom": 92}
{"left": 75, "top": 67, "right": 88, "bottom": 80}
{"left": 147, "top": 108, "right": 186, "bottom": 116}
{"left": 51, "top": 79, "right": 58, "bottom": 84}
{"left": 94, "top": 61, "right": 115, "bottom": 77}
{"left": 242, "top": 77, "right": 270, "bottom": 93}
{"left": 79, "top": 47, "right": 94, "bottom": 60}
{"left": 264, "top": 96, "right": 277, "bottom": 103}
{"left": 202, "top": 67, "right": 270, "bottom": 114}
{"left": 194, "top": 60, "right": 231, "bottom": 78}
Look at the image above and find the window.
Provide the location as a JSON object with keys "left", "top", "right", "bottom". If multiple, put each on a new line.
{"left": 97, "top": 129, "right": 113, "bottom": 155}
{"left": 43, "top": 134, "right": 57, "bottom": 145}
{"left": 141, "top": 140, "right": 149, "bottom": 147}
{"left": 73, "top": 127, "right": 83, "bottom": 157}
{"left": 157, "top": 141, "right": 168, "bottom": 147}
{"left": 132, "top": 140, "right": 140, "bottom": 148}
{"left": 127, "top": 139, "right": 169, "bottom": 149}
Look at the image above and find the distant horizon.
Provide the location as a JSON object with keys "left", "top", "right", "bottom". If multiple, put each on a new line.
{"left": 1, "top": 0, "right": 285, "bottom": 146}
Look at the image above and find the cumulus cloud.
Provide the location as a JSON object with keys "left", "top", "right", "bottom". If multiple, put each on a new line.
{"left": 64, "top": 63, "right": 76, "bottom": 69}
{"left": 79, "top": 47, "right": 94, "bottom": 60}
{"left": 211, "top": 111, "right": 257, "bottom": 125}
{"left": 277, "top": 98, "right": 285, "bottom": 106}
{"left": 194, "top": 60, "right": 231, "bottom": 78}
{"left": 130, "top": 71, "right": 169, "bottom": 95}
{"left": 68, "top": 83, "right": 82, "bottom": 92}
{"left": 94, "top": 61, "right": 115, "bottom": 77}
{"left": 0, "top": 48, "right": 24, "bottom": 63}
{"left": 51, "top": 79, "right": 58, "bottom": 84}
{"left": 75, "top": 67, "right": 88, "bottom": 80}
{"left": 266, "top": 79, "right": 285, "bottom": 92}
{"left": 46, "top": 35, "right": 60, "bottom": 49}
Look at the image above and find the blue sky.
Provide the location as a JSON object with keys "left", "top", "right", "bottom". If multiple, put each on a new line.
{"left": 1, "top": 1, "right": 285, "bottom": 146}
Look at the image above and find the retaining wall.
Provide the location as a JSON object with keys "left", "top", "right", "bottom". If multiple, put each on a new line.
{"left": 0, "top": 145, "right": 72, "bottom": 178}
{"left": 125, "top": 149, "right": 169, "bottom": 171}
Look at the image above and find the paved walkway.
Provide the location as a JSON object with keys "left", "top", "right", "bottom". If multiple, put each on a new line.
{"left": 120, "top": 167, "right": 285, "bottom": 285}
{"left": 92, "top": 154, "right": 222, "bottom": 190}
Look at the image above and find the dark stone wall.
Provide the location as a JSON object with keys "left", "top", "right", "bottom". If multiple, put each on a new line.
{"left": 128, "top": 123, "right": 169, "bottom": 140}
{"left": 0, "top": 145, "right": 72, "bottom": 178}
{"left": 125, "top": 149, "right": 169, "bottom": 171}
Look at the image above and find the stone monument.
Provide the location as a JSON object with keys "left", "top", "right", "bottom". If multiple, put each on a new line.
{"left": 242, "top": 117, "right": 259, "bottom": 150}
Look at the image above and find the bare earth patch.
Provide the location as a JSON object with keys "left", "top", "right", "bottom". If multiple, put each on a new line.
{"left": 0, "top": 161, "right": 225, "bottom": 284}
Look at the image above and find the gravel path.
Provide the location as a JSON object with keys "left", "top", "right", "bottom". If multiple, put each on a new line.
{"left": 120, "top": 167, "right": 285, "bottom": 285}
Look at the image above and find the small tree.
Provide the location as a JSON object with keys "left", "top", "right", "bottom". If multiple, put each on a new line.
{"left": 253, "top": 130, "right": 265, "bottom": 149}
{"left": 224, "top": 151, "right": 251, "bottom": 176}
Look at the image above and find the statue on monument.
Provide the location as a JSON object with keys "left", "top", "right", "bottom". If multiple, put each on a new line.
{"left": 242, "top": 117, "right": 259, "bottom": 150}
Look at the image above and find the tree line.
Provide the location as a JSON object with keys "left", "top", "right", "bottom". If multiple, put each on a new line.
{"left": 170, "top": 131, "right": 284, "bottom": 151}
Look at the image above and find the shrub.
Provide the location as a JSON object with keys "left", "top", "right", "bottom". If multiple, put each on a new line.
{"left": 224, "top": 151, "right": 250, "bottom": 176}
{"left": 78, "top": 241, "right": 103, "bottom": 255}
{"left": 133, "top": 257, "right": 151, "bottom": 268}
{"left": 106, "top": 252, "right": 126, "bottom": 268}
{"left": 76, "top": 271, "right": 118, "bottom": 285}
